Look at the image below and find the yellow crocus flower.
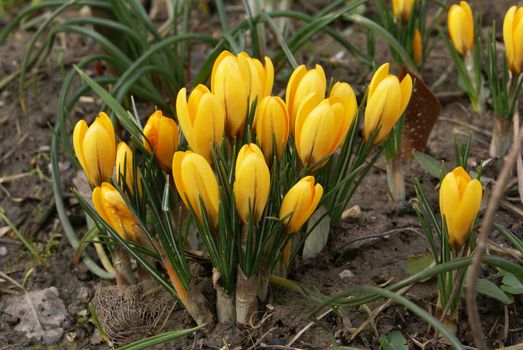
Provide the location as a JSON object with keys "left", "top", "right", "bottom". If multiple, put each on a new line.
{"left": 233, "top": 144, "right": 270, "bottom": 224}
{"left": 92, "top": 182, "right": 140, "bottom": 241}
{"left": 363, "top": 63, "right": 412, "bottom": 144}
{"left": 73, "top": 112, "right": 115, "bottom": 187}
{"left": 176, "top": 85, "right": 225, "bottom": 163}
{"left": 503, "top": 5, "right": 523, "bottom": 75}
{"left": 115, "top": 142, "right": 141, "bottom": 196}
{"left": 254, "top": 96, "right": 289, "bottom": 163}
{"left": 172, "top": 151, "right": 220, "bottom": 227}
{"left": 393, "top": 0, "right": 415, "bottom": 22}
{"left": 295, "top": 82, "right": 357, "bottom": 168}
{"left": 439, "top": 167, "right": 482, "bottom": 248}
{"left": 285, "top": 64, "right": 326, "bottom": 134}
{"left": 142, "top": 110, "right": 179, "bottom": 171}
{"left": 448, "top": 1, "right": 474, "bottom": 55}
{"left": 279, "top": 176, "right": 323, "bottom": 234}
{"left": 211, "top": 50, "right": 274, "bottom": 138}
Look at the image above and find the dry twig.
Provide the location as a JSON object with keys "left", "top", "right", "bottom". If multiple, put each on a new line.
{"left": 466, "top": 126, "right": 523, "bottom": 350}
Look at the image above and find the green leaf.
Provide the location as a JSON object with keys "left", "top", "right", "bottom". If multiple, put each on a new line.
{"left": 118, "top": 325, "right": 204, "bottom": 350}
{"left": 379, "top": 330, "right": 408, "bottom": 350}
{"left": 501, "top": 273, "right": 523, "bottom": 295}
{"left": 406, "top": 254, "right": 434, "bottom": 277}
{"left": 413, "top": 151, "right": 445, "bottom": 179}
{"left": 475, "top": 278, "right": 513, "bottom": 305}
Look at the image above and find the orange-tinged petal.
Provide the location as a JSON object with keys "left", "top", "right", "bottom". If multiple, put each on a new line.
{"left": 413, "top": 29, "right": 423, "bottom": 64}
{"left": 399, "top": 73, "right": 413, "bottom": 115}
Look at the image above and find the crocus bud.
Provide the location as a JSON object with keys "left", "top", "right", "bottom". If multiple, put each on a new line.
{"left": 279, "top": 176, "right": 323, "bottom": 233}
{"left": 439, "top": 167, "right": 482, "bottom": 248}
{"left": 286, "top": 64, "right": 326, "bottom": 134}
{"left": 233, "top": 144, "right": 270, "bottom": 224}
{"left": 254, "top": 96, "right": 289, "bottom": 162}
{"left": 295, "top": 83, "right": 357, "bottom": 168}
{"left": 503, "top": 6, "right": 523, "bottom": 75}
{"left": 143, "top": 110, "right": 179, "bottom": 171}
{"left": 115, "top": 142, "right": 141, "bottom": 195}
{"left": 211, "top": 50, "right": 274, "bottom": 138}
{"left": 73, "top": 112, "right": 115, "bottom": 187}
{"left": 172, "top": 151, "right": 219, "bottom": 227}
{"left": 363, "top": 63, "right": 412, "bottom": 144}
{"left": 176, "top": 85, "right": 225, "bottom": 163}
{"left": 448, "top": 1, "right": 474, "bottom": 55}
{"left": 413, "top": 29, "right": 423, "bottom": 65}
{"left": 393, "top": 0, "right": 415, "bottom": 22}
{"left": 93, "top": 183, "right": 140, "bottom": 241}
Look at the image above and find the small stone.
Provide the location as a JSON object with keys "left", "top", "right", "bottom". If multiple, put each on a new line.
{"left": 65, "top": 332, "right": 77, "bottom": 343}
{"left": 339, "top": 269, "right": 354, "bottom": 281}
{"left": 76, "top": 287, "right": 90, "bottom": 304}
{"left": 0, "top": 246, "right": 7, "bottom": 256}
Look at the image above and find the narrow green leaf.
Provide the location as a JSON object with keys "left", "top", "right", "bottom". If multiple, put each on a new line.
{"left": 118, "top": 325, "right": 204, "bottom": 350}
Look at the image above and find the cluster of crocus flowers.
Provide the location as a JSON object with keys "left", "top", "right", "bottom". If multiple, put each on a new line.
{"left": 363, "top": 63, "right": 413, "bottom": 144}
{"left": 503, "top": 5, "right": 523, "bottom": 75}
{"left": 448, "top": 1, "right": 474, "bottom": 56}
{"left": 439, "top": 167, "right": 482, "bottom": 248}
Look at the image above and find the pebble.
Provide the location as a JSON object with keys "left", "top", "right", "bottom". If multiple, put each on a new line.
{"left": 339, "top": 269, "right": 354, "bottom": 281}
{"left": 0, "top": 246, "right": 7, "bottom": 256}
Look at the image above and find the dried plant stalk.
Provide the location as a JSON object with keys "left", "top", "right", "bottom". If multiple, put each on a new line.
{"left": 235, "top": 267, "right": 258, "bottom": 325}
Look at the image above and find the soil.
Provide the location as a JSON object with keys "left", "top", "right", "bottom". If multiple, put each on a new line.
{"left": 1, "top": 1, "right": 522, "bottom": 349}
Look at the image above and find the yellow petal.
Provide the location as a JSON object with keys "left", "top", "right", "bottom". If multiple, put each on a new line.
{"left": 73, "top": 120, "right": 89, "bottom": 179}
{"left": 286, "top": 65, "right": 307, "bottom": 123}
{"left": 503, "top": 6, "right": 517, "bottom": 68}
{"left": 192, "top": 93, "right": 225, "bottom": 162}
{"left": 452, "top": 179, "right": 482, "bottom": 247}
{"left": 263, "top": 56, "right": 274, "bottom": 98}
{"left": 115, "top": 142, "right": 133, "bottom": 192}
{"left": 181, "top": 152, "right": 220, "bottom": 226}
{"left": 172, "top": 151, "right": 189, "bottom": 208}
{"left": 233, "top": 145, "right": 270, "bottom": 223}
{"left": 82, "top": 118, "right": 115, "bottom": 185}
{"left": 413, "top": 29, "right": 423, "bottom": 65}
{"left": 368, "top": 63, "right": 390, "bottom": 98}
{"left": 176, "top": 88, "right": 192, "bottom": 146}
{"left": 513, "top": 10, "right": 523, "bottom": 74}
{"left": 399, "top": 73, "right": 413, "bottom": 116}
{"left": 295, "top": 92, "right": 321, "bottom": 156}
{"left": 279, "top": 176, "right": 323, "bottom": 233}
{"left": 439, "top": 171, "right": 460, "bottom": 221}
{"left": 92, "top": 185, "right": 111, "bottom": 229}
